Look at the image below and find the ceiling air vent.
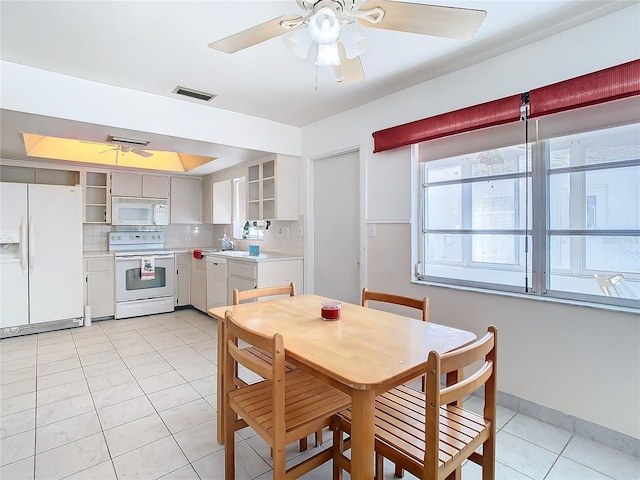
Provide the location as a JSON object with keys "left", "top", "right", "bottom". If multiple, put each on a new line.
{"left": 107, "top": 135, "right": 150, "bottom": 147}
{"left": 173, "top": 86, "right": 216, "bottom": 102}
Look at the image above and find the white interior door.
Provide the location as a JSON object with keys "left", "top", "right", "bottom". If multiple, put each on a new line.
{"left": 28, "top": 184, "right": 83, "bottom": 324}
{"left": 313, "top": 150, "right": 360, "bottom": 304}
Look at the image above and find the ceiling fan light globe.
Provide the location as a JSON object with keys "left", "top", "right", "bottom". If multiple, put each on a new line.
{"left": 284, "top": 25, "right": 314, "bottom": 59}
{"left": 340, "top": 23, "right": 370, "bottom": 59}
{"left": 308, "top": 7, "right": 342, "bottom": 44}
{"left": 315, "top": 42, "right": 341, "bottom": 66}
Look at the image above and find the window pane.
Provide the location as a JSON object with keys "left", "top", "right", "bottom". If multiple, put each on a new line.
{"left": 471, "top": 234, "right": 517, "bottom": 265}
{"left": 548, "top": 173, "right": 571, "bottom": 230}
{"left": 585, "top": 166, "right": 639, "bottom": 230}
{"left": 426, "top": 184, "right": 461, "bottom": 229}
{"left": 549, "top": 165, "right": 640, "bottom": 230}
{"left": 470, "top": 178, "right": 529, "bottom": 229}
{"left": 549, "top": 235, "right": 640, "bottom": 298}
{"left": 423, "top": 233, "right": 529, "bottom": 287}
{"left": 425, "top": 233, "right": 462, "bottom": 263}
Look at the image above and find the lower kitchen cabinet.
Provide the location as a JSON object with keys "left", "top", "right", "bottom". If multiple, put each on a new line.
{"left": 206, "top": 257, "right": 228, "bottom": 309}
{"left": 226, "top": 258, "right": 303, "bottom": 305}
{"left": 175, "top": 253, "right": 191, "bottom": 307}
{"left": 190, "top": 255, "right": 207, "bottom": 312}
{"left": 84, "top": 255, "right": 114, "bottom": 319}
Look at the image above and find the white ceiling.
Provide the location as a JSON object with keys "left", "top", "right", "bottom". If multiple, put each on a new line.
{"left": 0, "top": 0, "right": 632, "bottom": 173}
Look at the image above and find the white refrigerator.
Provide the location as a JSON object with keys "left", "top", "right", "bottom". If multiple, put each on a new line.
{"left": 1, "top": 183, "right": 83, "bottom": 334}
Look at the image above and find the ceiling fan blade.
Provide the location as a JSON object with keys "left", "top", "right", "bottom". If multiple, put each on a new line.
{"left": 358, "top": 1, "right": 486, "bottom": 39}
{"left": 133, "top": 149, "right": 153, "bottom": 158}
{"left": 334, "top": 42, "right": 365, "bottom": 85}
{"left": 80, "top": 140, "right": 108, "bottom": 145}
{"left": 99, "top": 147, "right": 118, "bottom": 154}
{"left": 208, "top": 15, "right": 304, "bottom": 53}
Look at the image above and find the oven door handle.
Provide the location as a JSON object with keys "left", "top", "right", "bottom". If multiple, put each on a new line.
{"left": 115, "top": 254, "right": 175, "bottom": 261}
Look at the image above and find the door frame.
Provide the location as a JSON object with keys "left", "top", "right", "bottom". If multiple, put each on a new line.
{"left": 305, "top": 146, "right": 366, "bottom": 297}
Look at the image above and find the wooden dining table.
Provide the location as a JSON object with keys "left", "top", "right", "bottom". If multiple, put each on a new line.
{"left": 208, "top": 294, "right": 476, "bottom": 479}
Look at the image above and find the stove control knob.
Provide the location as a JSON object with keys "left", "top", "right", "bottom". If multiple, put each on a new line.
{"left": 117, "top": 236, "right": 123, "bottom": 240}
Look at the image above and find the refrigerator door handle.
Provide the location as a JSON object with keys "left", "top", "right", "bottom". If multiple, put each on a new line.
{"left": 29, "top": 216, "right": 35, "bottom": 274}
{"left": 20, "top": 218, "right": 28, "bottom": 274}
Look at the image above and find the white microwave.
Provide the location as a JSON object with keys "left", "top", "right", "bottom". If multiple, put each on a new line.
{"left": 111, "top": 197, "right": 169, "bottom": 226}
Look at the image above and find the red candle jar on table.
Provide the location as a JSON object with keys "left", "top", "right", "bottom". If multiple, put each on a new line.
{"left": 321, "top": 302, "right": 341, "bottom": 321}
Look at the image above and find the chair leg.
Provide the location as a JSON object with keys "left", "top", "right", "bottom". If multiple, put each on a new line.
{"left": 272, "top": 442, "right": 286, "bottom": 480}
{"left": 224, "top": 415, "right": 236, "bottom": 480}
{"left": 316, "top": 428, "right": 323, "bottom": 447}
{"left": 482, "top": 437, "right": 496, "bottom": 480}
{"left": 394, "top": 462, "right": 405, "bottom": 478}
{"left": 375, "top": 453, "right": 384, "bottom": 480}
{"left": 299, "top": 436, "right": 308, "bottom": 451}
{"left": 331, "top": 419, "right": 344, "bottom": 480}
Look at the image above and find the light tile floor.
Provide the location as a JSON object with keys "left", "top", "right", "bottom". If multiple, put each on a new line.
{"left": 1, "top": 308, "right": 638, "bottom": 480}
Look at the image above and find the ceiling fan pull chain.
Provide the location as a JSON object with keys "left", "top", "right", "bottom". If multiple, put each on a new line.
{"left": 315, "top": 65, "right": 318, "bottom": 91}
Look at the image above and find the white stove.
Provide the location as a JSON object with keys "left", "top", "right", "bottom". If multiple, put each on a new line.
{"left": 109, "top": 232, "right": 175, "bottom": 319}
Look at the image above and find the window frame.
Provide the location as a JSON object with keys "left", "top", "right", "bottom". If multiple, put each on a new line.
{"left": 417, "top": 121, "right": 640, "bottom": 310}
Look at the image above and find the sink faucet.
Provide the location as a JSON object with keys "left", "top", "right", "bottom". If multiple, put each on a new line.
{"left": 219, "top": 228, "right": 234, "bottom": 251}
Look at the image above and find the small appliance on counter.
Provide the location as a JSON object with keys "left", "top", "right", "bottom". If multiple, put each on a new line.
{"left": 109, "top": 232, "right": 175, "bottom": 319}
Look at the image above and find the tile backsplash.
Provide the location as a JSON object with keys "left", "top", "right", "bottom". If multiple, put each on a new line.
{"left": 82, "top": 220, "right": 303, "bottom": 254}
{"left": 82, "top": 224, "right": 217, "bottom": 251}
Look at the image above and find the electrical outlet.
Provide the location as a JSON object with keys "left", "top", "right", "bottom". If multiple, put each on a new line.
{"left": 367, "top": 225, "right": 376, "bottom": 237}
{"left": 278, "top": 227, "right": 285, "bottom": 236}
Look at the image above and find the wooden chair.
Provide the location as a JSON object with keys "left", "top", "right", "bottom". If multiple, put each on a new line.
{"left": 362, "top": 287, "right": 430, "bottom": 391}
{"left": 361, "top": 288, "right": 432, "bottom": 477}
{"left": 232, "top": 283, "right": 322, "bottom": 450}
{"left": 332, "top": 325, "right": 497, "bottom": 480}
{"left": 223, "top": 311, "right": 351, "bottom": 480}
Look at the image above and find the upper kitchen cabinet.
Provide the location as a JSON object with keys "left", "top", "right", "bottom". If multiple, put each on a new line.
{"left": 143, "top": 174, "right": 170, "bottom": 198}
{"left": 203, "top": 179, "right": 232, "bottom": 224}
{"left": 247, "top": 154, "right": 298, "bottom": 221}
{"left": 111, "top": 172, "right": 169, "bottom": 198}
{"left": 170, "top": 177, "right": 202, "bottom": 224}
{"left": 82, "top": 170, "right": 110, "bottom": 224}
{"left": 111, "top": 172, "right": 141, "bottom": 197}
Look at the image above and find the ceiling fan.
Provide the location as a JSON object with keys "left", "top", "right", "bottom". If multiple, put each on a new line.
{"left": 98, "top": 145, "right": 154, "bottom": 158}
{"left": 80, "top": 135, "right": 153, "bottom": 158}
{"left": 208, "top": 0, "right": 487, "bottom": 85}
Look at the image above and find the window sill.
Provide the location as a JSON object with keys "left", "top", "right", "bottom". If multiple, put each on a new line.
{"left": 411, "top": 279, "right": 640, "bottom": 315}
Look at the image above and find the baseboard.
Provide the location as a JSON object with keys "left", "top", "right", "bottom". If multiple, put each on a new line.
{"left": 473, "top": 389, "right": 639, "bottom": 458}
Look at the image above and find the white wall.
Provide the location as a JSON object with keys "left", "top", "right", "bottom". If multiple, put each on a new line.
{"left": 301, "top": 5, "right": 640, "bottom": 438}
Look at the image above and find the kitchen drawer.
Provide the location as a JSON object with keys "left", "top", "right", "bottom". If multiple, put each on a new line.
{"left": 228, "top": 261, "right": 256, "bottom": 279}
{"left": 85, "top": 258, "right": 113, "bottom": 272}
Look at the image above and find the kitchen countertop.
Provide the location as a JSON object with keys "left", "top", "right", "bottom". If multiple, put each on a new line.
{"left": 202, "top": 250, "right": 303, "bottom": 262}
{"left": 83, "top": 251, "right": 114, "bottom": 257}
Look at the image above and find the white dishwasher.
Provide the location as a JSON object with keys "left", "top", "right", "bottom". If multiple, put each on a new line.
{"left": 206, "top": 256, "right": 228, "bottom": 309}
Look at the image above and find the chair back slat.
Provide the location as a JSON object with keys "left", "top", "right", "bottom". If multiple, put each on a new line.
{"left": 227, "top": 339, "right": 274, "bottom": 380}
{"left": 233, "top": 283, "right": 296, "bottom": 305}
{"left": 362, "top": 288, "right": 429, "bottom": 322}
{"left": 440, "top": 361, "right": 493, "bottom": 406}
{"left": 439, "top": 330, "right": 494, "bottom": 374}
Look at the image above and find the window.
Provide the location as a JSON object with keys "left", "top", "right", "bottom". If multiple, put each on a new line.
{"left": 231, "top": 177, "right": 263, "bottom": 240}
{"left": 418, "top": 122, "right": 640, "bottom": 308}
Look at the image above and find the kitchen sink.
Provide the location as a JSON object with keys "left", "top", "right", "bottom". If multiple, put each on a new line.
{"left": 207, "top": 250, "right": 253, "bottom": 257}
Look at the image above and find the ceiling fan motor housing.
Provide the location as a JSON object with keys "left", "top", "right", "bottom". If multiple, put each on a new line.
{"left": 296, "top": 0, "right": 357, "bottom": 15}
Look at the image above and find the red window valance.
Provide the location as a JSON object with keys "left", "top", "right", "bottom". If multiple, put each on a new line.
{"left": 373, "top": 59, "right": 640, "bottom": 154}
